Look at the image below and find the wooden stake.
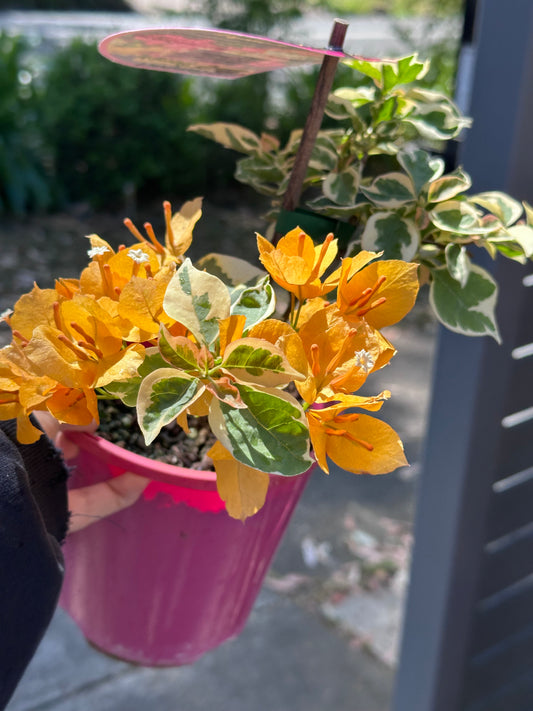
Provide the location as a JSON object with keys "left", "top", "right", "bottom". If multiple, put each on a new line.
{"left": 280, "top": 19, "right": 348, "bottom": 215}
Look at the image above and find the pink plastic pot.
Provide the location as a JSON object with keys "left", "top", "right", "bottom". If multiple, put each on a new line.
{"left": 59, "top": 432, "right": 312, "bottom": 666}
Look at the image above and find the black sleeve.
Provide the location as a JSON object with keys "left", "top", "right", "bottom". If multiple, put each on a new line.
{"left": 0, "top": 420, "right": 69, "bottom": 710}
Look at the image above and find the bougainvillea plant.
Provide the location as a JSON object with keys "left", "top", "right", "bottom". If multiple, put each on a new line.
{"left": 0, "top": 199, "right": 418, "bottom": 520}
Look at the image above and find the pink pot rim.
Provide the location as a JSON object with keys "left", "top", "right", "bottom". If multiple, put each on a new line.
{"left": 64, "top": 431, "right": 218, "bottom": 491}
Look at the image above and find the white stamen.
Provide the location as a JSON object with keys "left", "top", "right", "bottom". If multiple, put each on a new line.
{"left": 88, "top": 245, "right": 111, "bottom": 258}
{"left": 354, "top": 349, "right": 375, "bottom": 373}
{"left": 127, "top": 248, "right": 150, "bottom": 264}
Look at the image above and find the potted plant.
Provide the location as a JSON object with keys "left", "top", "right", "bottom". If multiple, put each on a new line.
{"left": 0, "top": 195, "right": 418, "bottom": 664}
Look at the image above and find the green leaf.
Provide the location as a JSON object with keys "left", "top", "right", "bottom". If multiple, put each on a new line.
{"left": 361, "top": 211, "right": 420, "bottom": 260}
{"left": 430, "top": 200, "right": 495, "bottom": 235}
{"left": 163, "top": 258, "right": 231, "bottom": 346}
{"left": 323, "top": 168, "right": 360, "bottom": 205}
{"left": 445, "top": 243, "right": 471, "bottom": 288}
{"left": 221, "top": 337, "right": 304, "bottom": 387}
{"left": 187, "top": 122, "right": 262, "bottom": 154}
{"left": 230, "top": 275, "right": 276, "bottom": 330}
{"left": 137, "top": 368, "right": 204, "bottom": 445}
{"left": 208, "top": 384, "right": 311, "bottom": 476}
{"left": 372, "top": 95, "right": 397, "bottom": 123}
{"left": 398, "top": 149, "right": 445, "bottom": 195}
{"left": 360, "top": 172, "right": 416, "bottom": 208}
{"left": 396, "top": 55, "right": 430, "bottom": 85}
{"left": 427, "top": 168, "right": 472, "bottom": 203}
{"left": 430, "top": 264, "right": 501, "bottom": 342}
{"left": 471, "top": 191, "right": 524, "bottom": 227}
{"left": 382, "top": 55, "right": 428, "bottom": 92}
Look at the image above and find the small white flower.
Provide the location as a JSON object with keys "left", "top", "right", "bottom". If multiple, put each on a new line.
{"left": 87, "top": 245, "right": 111, "bottom": 258}
{"left": 0, "top": 308, "right": 13, "bottom": 321}
{"left": 354, "top": 349, "right": 375, "bottom": 373}
{"left": 127, "top": 248, "right": 150, "bottom": 264}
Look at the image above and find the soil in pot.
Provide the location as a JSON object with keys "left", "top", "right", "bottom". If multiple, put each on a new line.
{"left": 97, "top": 398, "right": 216, "bottom": 470}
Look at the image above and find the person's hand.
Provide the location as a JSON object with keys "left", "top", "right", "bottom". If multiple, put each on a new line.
{"left": 34, "top": 412, "right": 149, "bottom": 534}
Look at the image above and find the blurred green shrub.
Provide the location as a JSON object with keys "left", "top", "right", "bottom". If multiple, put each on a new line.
{"left": 0, "top": 32, "right": 52, "bottom": 214}
{"left": 39, "top": 39, "right": 215, "bottom": 209}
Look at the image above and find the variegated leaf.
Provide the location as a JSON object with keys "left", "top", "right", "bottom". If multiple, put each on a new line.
{"left": 360, "top": 172, "right": 416, "bottom": 208}
{"left": 324, "top": 93, "right": 359, "bottom": 121}
{"left": 427, "top": 168, "right": 472, "bottom": 203}
{"left": 323, "top": 168, "right": 360, "bottom": 206}
{"left": 103, "top": 348, "right": 168, "bottom": 406}
{"left": 158, "top": 326, "right": 202, "bottom": 371}
{"left": 445, "top": 243, "right": 471, "bottom": 288}
{"left": 488, "top": 225, "right": 533, "bottom": 260}
{"left": 188, "top": 122, "right": 262, "bottom": 154}
{"left": 430, "top": 263, "right": 501, "bottom": 342}
{"left": 230, "top": 275, "right": 276, "bottom": 330}
{"left": 208, "top": 384, "right": 311, "bottom": 476}
{"left": 524, "top": 201, "right": 533, "bottom": 226}
{"left": 404, "top": 90, "right": 471, "bottom": 140}
{"left": 471, "top": 191, "right": 524, "bottom": 227}
{"left": 398, "top": 149, "right": 445, "bottom": 195}
{"left": 196, "top": 253, "right": 265, "bottom": 287}
{"left": 309, "top": 134, "right": 340, "bottom": 171}
{"left": 306, "top": 195, "right": 364, "bottom": 218}
{"left": 430, "top": 200, "right": 495, "bottom": 236}
{"left": 221, "top": 337, "right": 305, "bottom": 387}
{"left": 137, "top": 367, "right": 204, "bottom": 444}
{"left": 163, "top": 258, "right": 231, "bottom": 345}
{"left": 361, "top": 212, "right": 420, "bottom": 261}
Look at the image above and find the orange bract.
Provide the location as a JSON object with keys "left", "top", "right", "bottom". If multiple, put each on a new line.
{"left": 257, "top": 228, "right": 338, "bottom": 301}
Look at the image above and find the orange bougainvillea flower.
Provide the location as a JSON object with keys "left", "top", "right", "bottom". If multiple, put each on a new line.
{"left": 122, "top": 198, "right": 202, "bottom": 265}
{"left": 306, "top": 394, "right": 408, "bottom": 475}
{"left": 295, "top": 303, "right": 395, "bottom": 404}
{"left": 0, "top": 344, "right": 56, "bottom": 443}
{"left": 332, "top": 251, "right": 420, "bottom": 330}
{"left": 257, "top": 228, "right": 338, "bottom": 301}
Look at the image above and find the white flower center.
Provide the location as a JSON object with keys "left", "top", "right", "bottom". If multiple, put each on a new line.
{"left": 87, "top": 245, "right": 111, "bottom": 258}
{"left": 127, "top": 248, "right": 150, "bottom": 264}
{"left": 354, "top": 349, "right": 375, "bottom": 373}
